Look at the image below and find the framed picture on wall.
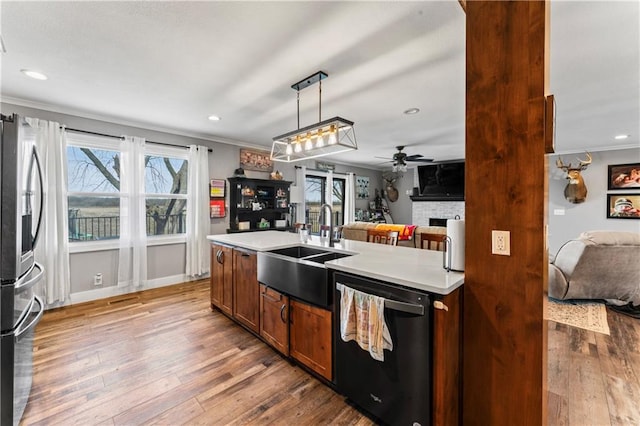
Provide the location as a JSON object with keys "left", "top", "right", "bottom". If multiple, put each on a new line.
{"left": 608, "top": 163, "right": 640, "bottom": 189}
{"left": 356, "top": 176, "right": 369, "bottom": 199}
{"left": 606, "top": 193, "right": 640, "bottom": 219}
{"left": 239, "top": 148, "right": 273, "bottom": 172}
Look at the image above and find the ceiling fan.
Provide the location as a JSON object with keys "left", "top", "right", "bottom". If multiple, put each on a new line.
{"left": 376, "top": 146, "right": 433, "bottom": 171}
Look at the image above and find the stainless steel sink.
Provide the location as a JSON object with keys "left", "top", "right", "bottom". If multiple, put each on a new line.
{"left": 303, "top": 251, "right": 353, "bottom": 264}
{"left": 257, "top": 245, "right": 353, "bottom": 308}
{"left": 268, "top": 246, "right": 329, "bottom": 258}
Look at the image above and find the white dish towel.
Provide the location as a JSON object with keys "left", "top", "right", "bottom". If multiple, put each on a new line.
{"left": 336, "top": 283, "right": 393, "bottom": 361}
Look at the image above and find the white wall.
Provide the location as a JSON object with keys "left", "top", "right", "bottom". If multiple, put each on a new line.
{"left": 548, "top": 147, "right": 640, "bottom": 253}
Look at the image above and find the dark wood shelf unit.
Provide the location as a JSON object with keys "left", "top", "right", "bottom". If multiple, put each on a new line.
{"left": 227, "top": 177, "right": 292, "bottom": 233}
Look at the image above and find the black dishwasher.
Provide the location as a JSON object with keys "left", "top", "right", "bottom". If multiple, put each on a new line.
{"left": 333, "top": 272, "right": 432, "bottom": 426}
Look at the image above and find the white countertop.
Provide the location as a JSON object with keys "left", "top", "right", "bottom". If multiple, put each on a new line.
{"left": 208, "top": 231, "right": 464, "bottom": 295}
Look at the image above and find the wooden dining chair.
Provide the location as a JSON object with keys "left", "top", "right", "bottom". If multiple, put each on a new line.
{"left": 420, "top": 232, "right": 447, "bottom": 251}
{"left": 367, "top": 229, "right": 399, "bottom": 246}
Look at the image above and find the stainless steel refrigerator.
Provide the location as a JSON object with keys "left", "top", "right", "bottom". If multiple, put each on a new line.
{"left": 1, "top": 113, "right": 44, "bottom": 425}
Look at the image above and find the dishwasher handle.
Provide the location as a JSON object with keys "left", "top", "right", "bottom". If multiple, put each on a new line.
{"left": 337, "top": 281, "right": 427, "bottom": 316}
{"left": 384, "top": 299, "right": 425, "bottom": 316}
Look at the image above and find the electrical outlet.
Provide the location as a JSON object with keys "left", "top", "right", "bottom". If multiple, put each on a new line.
{"left": 94, "top": 273, "right": 103, "bottom": 286}
{"left": 491, "top": 230, "right": 511, "bottom": 256}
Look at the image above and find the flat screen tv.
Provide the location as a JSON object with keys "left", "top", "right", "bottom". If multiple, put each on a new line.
{"left": 416, "top": 161, "right": 465, "bottom": 201}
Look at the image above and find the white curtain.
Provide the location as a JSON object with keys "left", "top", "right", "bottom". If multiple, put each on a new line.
{"left": 118, "top": 136, "right": 147, "bottom": 288}
{"left": 185, "top": 145, "right": 210, "bottom": 277}
{"left": 295, "top": 165, "right": 307, "bottom": 224}
{"left": 324, "top": 170, "right": 334, "bottom": 225}
{"left": 26, "top": 117, "right": 71, "bottom": 305}
{"left": 344, "top": 172, "right": 356, "bottom": 224}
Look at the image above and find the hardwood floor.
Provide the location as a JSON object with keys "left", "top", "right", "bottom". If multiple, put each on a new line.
{"left": 21, "top": 280, "right": 372, "bottom": 426}
{"left": 548, "top": 308, "right": 640, "bottom": 425}
{"left": 20, "top": 280, "right": 639, "bottom": 425}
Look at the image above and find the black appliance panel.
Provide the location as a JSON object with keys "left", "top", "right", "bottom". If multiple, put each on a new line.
{"left": 1, "top": 115, "right": 43, "bottom": 282}
{"left": 333, "top": 272, "right": 432, "bottom": 426}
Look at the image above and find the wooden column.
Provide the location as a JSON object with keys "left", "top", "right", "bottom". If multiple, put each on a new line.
{"left": 463, "top": 1, "right": 549, "bottom": 424}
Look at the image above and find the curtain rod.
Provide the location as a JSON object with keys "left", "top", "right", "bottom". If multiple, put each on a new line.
{"left": 65, "top": 127, "right": 213, "bottom": 152}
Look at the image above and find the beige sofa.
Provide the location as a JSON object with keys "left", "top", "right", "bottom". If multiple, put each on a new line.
{"left": 341, "top": 222, "right": 446, "bottom": 248}
{"left": 548, "top": 231, "right": 640, "bottom": 306}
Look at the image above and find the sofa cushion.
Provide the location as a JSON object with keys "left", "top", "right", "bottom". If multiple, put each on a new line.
{"left": 549, "top": 231, "right": 640, "bottom": 306}
{"left": 341, "top": 222, "right": 447, "bottom": 248}
{"left": 579, "top": 230, "right": 640, "bottom": 246}
{"left": 374, "top": 224, "right": 417, "bottom": 241}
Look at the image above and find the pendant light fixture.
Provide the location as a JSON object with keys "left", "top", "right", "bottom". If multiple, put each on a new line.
{"left": 271, "top": 71, "right": 357, "bottom": 162}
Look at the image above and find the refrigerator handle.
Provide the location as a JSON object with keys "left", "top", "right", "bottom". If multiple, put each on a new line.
{"left": 31, "top": 146, "right": 44, "bottom": 250}
{"left": 15, "top": 262, "right": 43, "bottom": 292}
{"left": 15, "top": 295, "right": 44, "bottom": 342}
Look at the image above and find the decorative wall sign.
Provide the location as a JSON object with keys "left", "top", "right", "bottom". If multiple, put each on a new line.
{"left": 607, "top": 193, "right": 640, "bottom": 219}
{"left": 210, "top": 199, "right": 226, "bottom": 218}
{"left": 240, "top": 148, "right": 273, "bottom": 172}
{"left": 608, "top": 163, "right": 640, "bottom": 189}
{"left": 316, "top": 161, "right": 336, "bottom": 171}
{"left": 356, "top": 176, "right": 370, "bottom": 199}
{"left": 210, "top": 179, "right": 225, "bottom": 198}
{"left": 209, "top": 178, "right": 226, "bottom": 218}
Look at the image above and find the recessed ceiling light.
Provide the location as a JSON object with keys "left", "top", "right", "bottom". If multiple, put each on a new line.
{"left": 403, "top": 108, "right": 420, "bottom": 115}
{"left": 614, "top": 134, "right": 629, "bottom": 140}
{"left": 208, "top": 115, "right": 221, "bottom": 121}
{"left": 21, "top": 69, "right": 48, "bottom": 80}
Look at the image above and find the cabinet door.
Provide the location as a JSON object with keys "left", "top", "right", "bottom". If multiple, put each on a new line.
{"left": 232, "top": 248, "right": 260, "bottom": 333}
{"left": 290, "top": 300, "right": 332, "bottom": 381}
{"left": 220, "top": 246, "right": 233, "bottom": 316}
{"left": 259, "top": 284, "right": 289, "bottom": 356}
{"left": 210, "top": 244, "right": 233, "bottom": 316}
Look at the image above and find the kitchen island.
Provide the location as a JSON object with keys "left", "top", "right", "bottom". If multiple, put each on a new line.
{"left": 207, "top": 230, "right": 464, "bottom": 294}
{"left": 207, "top": 230, "right": 464, "bottom": 426}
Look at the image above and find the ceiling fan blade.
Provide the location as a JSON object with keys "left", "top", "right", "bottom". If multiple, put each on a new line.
{"left": 405, "top": 154, "right": 424, "bottom": 160}
{"left": 405, "top": 157, "right": 434, "bottom": 162}
{"left": 374, "top": 156, "right": 392, "bottom": 160}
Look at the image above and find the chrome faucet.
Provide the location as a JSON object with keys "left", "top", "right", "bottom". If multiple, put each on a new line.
{"left": 320, "top": 203, "right": 334, "bottom": 247}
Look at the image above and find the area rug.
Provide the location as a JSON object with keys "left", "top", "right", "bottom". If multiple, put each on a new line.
{"left": 545, "top": 298, "right": 610, "bottom": 335}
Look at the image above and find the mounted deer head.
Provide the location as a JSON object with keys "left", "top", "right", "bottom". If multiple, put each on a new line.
{"left": 382, "top": 171, "right": 399, "bottom": 202}
{"left": 556, "top": 152, "right": 592, "bottom": 204}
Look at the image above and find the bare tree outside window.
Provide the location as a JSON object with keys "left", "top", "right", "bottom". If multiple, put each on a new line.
{"left": 67, "top": 145, "right": 188, "bottom": 241}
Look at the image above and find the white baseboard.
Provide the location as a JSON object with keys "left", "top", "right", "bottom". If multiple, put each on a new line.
{"left": 66, "top": 273, "right": 209, "bottom": 306}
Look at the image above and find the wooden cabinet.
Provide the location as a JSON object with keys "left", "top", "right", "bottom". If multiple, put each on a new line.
{"left": 259, "top": 284, "right": 289, "bottom": 356}
{"left": 290, "top": 300, "right": 332, "bottom": 381}
{"left": 210, "top": 244, "right": 233, "bottom": 316}
{"left": 228, "top": 177, "right": 291, "bottom": 232}
{"left": 232, "top": 248, "right": 260, "bottom": 333}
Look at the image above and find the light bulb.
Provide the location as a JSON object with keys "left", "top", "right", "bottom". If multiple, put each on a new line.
{"left": 304, "top": 132, "right": 313, "bottom": 150}
{"left": 328, "top": 125, "right": 337, "bottom": 145}
{"left": 316, "top": 130, "right": 324, "bottom": 148}
{"left": 285, "top": 144, "right": 293, "bottom": 155}
{"left": 294, "top": 142, "right": 302, "bottom": 153}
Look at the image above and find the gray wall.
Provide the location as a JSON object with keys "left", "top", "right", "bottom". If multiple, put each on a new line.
{"left": 548, "top": 147, "right": 640, "bottom": 254}
{"left": 383, "top": 169, "right": 415, "bottom": 224}
{"left": 1, "top": 102, "right": 381, "bottom": 298}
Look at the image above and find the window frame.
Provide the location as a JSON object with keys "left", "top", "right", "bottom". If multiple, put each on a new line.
{"left": 304, "top": 171, "right": 347, "bottom": 234}
{"left": 66, "top": 134, "right": 190, "bottom": 252}
{"left": 66, "top": 133, "right": 122, "bottom": 252}
{"left": 143, "top": 144, "right": 189, "bottom": 241}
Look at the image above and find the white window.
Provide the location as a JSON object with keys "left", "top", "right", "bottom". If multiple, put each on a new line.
{"left": 66, "top": 134, "right": 189, "bottom": 250}
{"left": 67, "top": 133, "right": 121, "bottom": 244}
{"left": 144, "top": 145, "right": 188, "bottom": 238}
